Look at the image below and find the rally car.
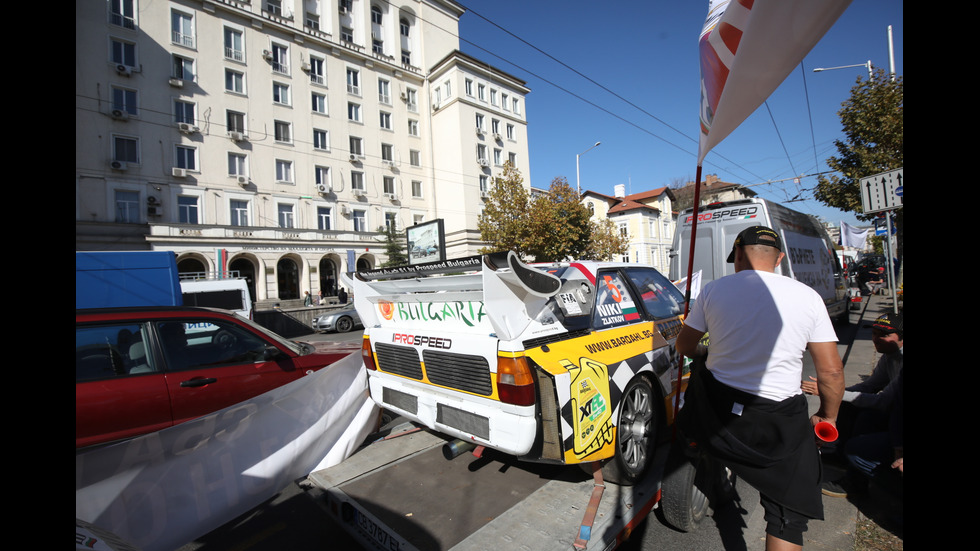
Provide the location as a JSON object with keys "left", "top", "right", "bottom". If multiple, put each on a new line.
{"left": 350, "top": 251, "right": 687, "bottom": 484}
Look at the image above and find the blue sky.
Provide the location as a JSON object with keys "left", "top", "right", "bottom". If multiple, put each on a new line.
{"left": 455, "top": 1, "right": 903, "bottom": 227}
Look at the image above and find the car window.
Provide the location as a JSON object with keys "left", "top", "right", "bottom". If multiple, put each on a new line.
{"left": 155, "top": 319, "right": 272, "bottom": 371}
{"left": 76, "top": 323, "right": 156, "bottom": 381}
{"left": 591, "top": 271, "right": 641, "bottom": 329}
{"left": 624, "top": 267, "right": 685, "bottom": 320}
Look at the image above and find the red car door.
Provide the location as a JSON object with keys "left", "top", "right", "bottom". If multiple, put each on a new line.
{"left": 153, "top": 317, "right": 303, "bottom": 425}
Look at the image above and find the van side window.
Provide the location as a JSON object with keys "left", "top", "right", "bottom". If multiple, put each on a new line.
{"left": 591, "top": 271, "right": 641, "bottom": 329}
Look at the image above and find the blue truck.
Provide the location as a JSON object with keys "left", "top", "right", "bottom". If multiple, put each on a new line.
{"left": 75, "top": 251, "right": 183, "bottom": 309}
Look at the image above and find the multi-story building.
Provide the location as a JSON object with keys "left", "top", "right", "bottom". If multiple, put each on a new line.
{"left": 76, "top": 0, "right": 530, "bottom": 303}
{"left": 583, "top": 185, "right": 677, "bottom": 273}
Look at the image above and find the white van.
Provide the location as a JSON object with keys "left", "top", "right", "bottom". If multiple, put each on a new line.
{"left": 180, "top": 278, "right": 253, "bottom": 319}
{"left": 669, "top": 198, "right": 849, "bottom": 324}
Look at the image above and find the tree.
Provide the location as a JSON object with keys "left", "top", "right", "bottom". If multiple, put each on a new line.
{"left": 378, "top": 224, "right": 408, "bottom": 267}
{"left": 813, "top": 70, "right": 903, "bottom": 220}
{"left": 478, "top": 164, "right": 629, "bottom": 261}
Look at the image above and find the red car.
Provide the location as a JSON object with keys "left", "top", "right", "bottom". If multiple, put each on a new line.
{"left": 76, "top": 307, "right": 359, "bottom": 448}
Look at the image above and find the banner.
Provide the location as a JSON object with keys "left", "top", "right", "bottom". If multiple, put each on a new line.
{"left": 840, "top": 220, "right": 869, "bottom": 249}
{"left": 76, "top": 352, "right": 377, "bottom": 551}
{"left": 698, "top": 0, "right": 852, "bottom": 164}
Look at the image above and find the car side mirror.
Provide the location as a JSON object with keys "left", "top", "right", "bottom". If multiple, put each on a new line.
{"left": 263, "top": 345, "right": 285, "bottom": 361}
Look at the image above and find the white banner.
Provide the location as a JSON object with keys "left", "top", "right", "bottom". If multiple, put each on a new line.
{"left": 782, "top": 231, "right": 836, "bottom": 300}
{"left": 840, "top": 220, "right": 869, "bottom": 249}
{"left": 76, "top": 352, "right": 378, "bottom": 551}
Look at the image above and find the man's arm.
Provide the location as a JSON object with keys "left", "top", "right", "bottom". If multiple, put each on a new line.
{"left": 807, "top": 341, "right": 845, "bottom": 425}
{"left": 676, "top": 325, "right": 707, "bottom": 358}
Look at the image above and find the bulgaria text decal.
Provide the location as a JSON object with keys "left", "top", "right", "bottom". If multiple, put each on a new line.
{"left": 387, "top": 301, "right": 487, "bottom": 327}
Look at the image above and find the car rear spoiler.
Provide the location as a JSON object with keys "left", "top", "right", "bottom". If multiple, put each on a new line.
{"left": 348, "top": 251, "right": 561, "bottom": 341}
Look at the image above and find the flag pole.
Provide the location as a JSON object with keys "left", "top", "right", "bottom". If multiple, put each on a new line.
{"left": 673, "top": 163, "right": 703, "bottom": 432}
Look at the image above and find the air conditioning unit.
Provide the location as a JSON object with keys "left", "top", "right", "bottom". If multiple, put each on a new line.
{"left": 110, "top": 109, "right": 129, "bottom": 120}
{"left": 316, "top": 183, "right": 331, "bottom": 194}
{"left": 384, "top": 192, "right": 397, "bottom": 200}
{"left": 237, "top": 175, "right": 249, "bottom": 186}
{"left": 116, "top": 64, "right": 132, "bottom": 76}
{"left": 110, "top": 160, "right": 128, "bottom": 171}
{"left": 480, "top": 190, "right": 489, "bottom": 198}
{"left": 353, "top": 189, "right": 366, "bottom": 197}
{"left": 349, "top": 154, "right": 360, "bottom": 162}
{"left": 177, "top": 123, "right": 199, "bottom": 134}
{"left": 228, "top": 131, "right": 247, "bottom": 142}
{"left": 301, "top": 61, "right": 311, "bottom": 72}
{"left": 169, "top": 78, "right": 184, "bottom": 88}
{"left": 172, "top": 167, "right": 188, "bottom": 178}
{"left": 493, "top": 133, "right": 502, "bottom": 141}
{"left": 476, "top": 128, "right": 484, "bottom": 137}
{"left": 478, "top": 159, "right": 489, "bottom": 167}
{"left": 382, "top": 160, "right": 396, "bottom": 169}
{"left": 400, "top": 91, "right": 408, "bottom": 101}
{"left": 262, "top": 49, "right": 273, "bottom": 60}
{"left": 432, "top": 103, "right": 440, "bottom": 111}
{"left": 147, "top": 206, "right": 162, "bottom": 216}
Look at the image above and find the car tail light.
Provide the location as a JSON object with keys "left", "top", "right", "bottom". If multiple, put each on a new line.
{"left": 496, "top": 355, "right": 535, "bottom": 406}
{"left": 361, "top": 337, "right": 377, "bottom": 371}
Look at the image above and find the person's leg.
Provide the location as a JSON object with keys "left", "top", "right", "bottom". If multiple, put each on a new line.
{"left": 766, "top": 533, "right": 802, "bottom": 551}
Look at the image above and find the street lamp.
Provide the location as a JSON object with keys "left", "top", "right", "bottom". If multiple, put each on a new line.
{"left": 813, "top": 60, "right": 873, "bottom": 80}
{"left": 576, "top": 141, "right": 601, "bottom": 195}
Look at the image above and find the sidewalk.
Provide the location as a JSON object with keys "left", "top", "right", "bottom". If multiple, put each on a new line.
{"left": 795, "top": 293, "right": 904, "bottom": 549}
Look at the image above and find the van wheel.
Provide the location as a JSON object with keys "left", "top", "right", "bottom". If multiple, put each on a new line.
{"left": 336, "top": 316, "right": 354, "bottom": 333}
{"left": 602, "top": 376, "right": 658, "bottom": 486}
{"left": 661, "top": 443, "right": 712, "bottom": 532}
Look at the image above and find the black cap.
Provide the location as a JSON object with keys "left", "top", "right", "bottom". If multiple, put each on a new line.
{"left": 863, "top": 312, "right": 903, "bottom": 336}
{"left": 727, "top": 226, "right": 783, "bottom": 263}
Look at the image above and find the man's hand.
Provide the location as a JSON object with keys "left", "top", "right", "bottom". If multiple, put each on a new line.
{"left": 801, "top": 376, "right": 820, "bottom": 396}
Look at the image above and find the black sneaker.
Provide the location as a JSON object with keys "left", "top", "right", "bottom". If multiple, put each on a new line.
{"left": 822, "top": 479, "right": 848, "bottom": 498}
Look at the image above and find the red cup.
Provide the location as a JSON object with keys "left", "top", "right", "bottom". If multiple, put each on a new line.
{"left": 814, "top": 422, "right": 838, "bottom": 442}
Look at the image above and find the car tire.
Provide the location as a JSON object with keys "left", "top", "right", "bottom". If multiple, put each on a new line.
{"left": 601, "top": 376, "right": 659, "bottom": 486}
{"left": 336, "top": 316, "right": 354, "bottom": 333}
{"left": 661, "top": 442, "right": 712, "bottom": 532}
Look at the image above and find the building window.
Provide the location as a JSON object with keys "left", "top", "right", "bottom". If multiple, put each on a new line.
{"left": 465, "top": 79, "right": 473, "bottom": 96}
{"left": 401, "top": 49, "right": 411, "bottom": 66}
{"left": 115, "top": 190, "right": 140, "bottom": 223}
{"left": 273, "top": 82, "right": 290, "bottom": 105}
{"left": 371, "top": 5, "right": 383, "bottom": 24}
{"left": 228, "top": 153, "right": 247, "bottom": 176}
{"left": 351, "top": 171, "right": 365, "bottom": 192}
{"left": 174, "top": 100, "right": 195, "bottom": 124}
{"left": 409, "top": 149, "right": 420, "bottom": 167}
{"left": 110, "top": 38, "right": 137, "bottom": 67}
{"left": 477, "top": 144, "right": 487, "bottom": 163}
{"left": 405, "top": 88, "right": 417, "bottom": 112}
{"left": 313, "top": 129, "right": 329, "bottom": 151}
{"left": 512, "top": 97, "right": 521, "bottom": 114}
{"left": 346, "top": 68, "right": 360, "bottom": 95}
{"left": 379, "top": 111, "right": 392, "bottom": 130}
{"left": 271, "top": 43, "right": 289, "bottom": 74}
{"left": 502, "top": 93, "right": 509, "bottom": 111}
{"left": 372, "top": 39, "right": 384, "bottom": 55}
{"left": 225, "top": 69, "right": 245, "bottom": 94}
{"left": 312, "top": 92, "right": 327, "bottom": 114}
{"left": 493, "top": 148, "right": 502, "bottom": 166}
{"left": 230, "top": 199, "right": 249, "bottom": 226}
{"left": 444, "top": 80, "right": 452, "bottom": 98}
{"left": 408, "top": 119, "right": 419, "bottom": 136}
{"left": 171, "top": 9, "right": 194, "bottom": 48}
{"left": 506, "top": 123, "right": 515, "bottom": 140}
{"left": 309, "top": 56, "right": 325, "bottom": 85}
{"left": 348, "top": 102, "right": 361, "bottom": 122}
{"left": 224, "top": 27, "right": 244, "bottom": 61}
{"left": 227, "top": 110, "right": 246, "bottom": 134}
{"left": 349, "top": 136, "right": 363, "bottom": 156}
{"left": 111, "top": 86, "right": 138, "bottom": 116}
{"left": 412, "top": 180, "right": 423, "bottom": 198}
{"left": 477, "top": 84, "right": 486, "bottom": 101}
{"left": 276, "top": 159, "right": 293, "bottom": 182}
{"left": 175, "top": 145, "right": 197, "bottom": 170}
{"left": 491, "top": 118, "right": 500, "bottom": 134}
{"left": 509, "top": 152, "right": 517, "bottom": 165}
{"left": 172, "top": 54, "right": 194, "bottom": 81}
{"left": 178, "top": 195, "right": 199, "bottom": 224}
{"left": 274, "top": 120, "right": 291, "bottom": 143}
{"left": 110, "top": 0, "right": 136, "bottom": 29}
{"left": 384, "top": 211, "right": 397, "bottom": 230}
{"left": 340, "top": 0, "right": 352, "bottom": 13}
{"left": 400, "top": 18, "right": 410, "bottom": 37}
{"left": 381, "top": 143, "right": 394, "bottom": 162}
{"left": 306, "top": 11, "right": 320, "bottom": 30}
{"left": 475, "top": 114, "right": 485, "bottom": 132}
{"left": 352, "top": 209, "right": 367, "bottom": 232}
{"left": 265, "top": 0, "right": 283, "bottom": 16}
{"left": 341, "top": 26, "right": 354, "bottom": 43}
{"left": 490, "top": 89, "right": 498, "bottom": 106}
{"left": 278, "top": 204, "right": 295, "bottom": 228}
{"left": 316, "top": 166, "right": 331, "bottom": 190}
{"left": 383, "top": 176, "right": 396, "bottom": 195}
{"left": 479, "top": 175, "right": 489, "bottom": 194}
{"left": 378, "top": 78, "right": 391, "bottom": 104}
{"left": 317, "top": 206, "right": 332, "bottom": 230}
{"left": 113, "top": 135, "right": 139, "bottom": 164}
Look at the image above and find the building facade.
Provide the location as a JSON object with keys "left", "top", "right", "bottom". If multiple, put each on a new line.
{"left": 76, "top": 0, "right": 530, "bottom": 303}
{"left": 583, "top": 186, "right": 677, "bottom": 274}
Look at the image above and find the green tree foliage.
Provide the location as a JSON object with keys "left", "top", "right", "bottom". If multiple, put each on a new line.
{"left": 478, "top": 164, "right": 629, "bottom": 261}
{"left": 814, "top": 70, "right": 903, "bottom": 220}
{"left": 378, "top": 224, "right": 408, "bottom": 267}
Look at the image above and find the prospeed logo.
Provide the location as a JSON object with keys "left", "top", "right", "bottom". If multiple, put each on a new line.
{"left": 393, "top": 333, "right": 453, "bottom": 349}
{"left": 683, "top": 205, "right": 759, "bottom": 224}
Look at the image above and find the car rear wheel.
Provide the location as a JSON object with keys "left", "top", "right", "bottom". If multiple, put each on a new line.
{"left": 602, "top": 376, "right": 658, "bottom": 486}
{"left": 336, "top": 316, "right": 354, "bottom": 333}
{"left": 661, "top": 442, "right": 712, "bottom": 532}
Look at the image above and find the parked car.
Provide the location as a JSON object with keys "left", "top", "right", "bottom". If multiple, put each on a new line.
{"left": 311, "top": 306, "right": 361, "bottom": 333}
{"left": 76, "top": 306, "right": 360, "bottom": 448}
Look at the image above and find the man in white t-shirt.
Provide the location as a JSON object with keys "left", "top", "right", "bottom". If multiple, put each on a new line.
{"left": 676, "top": 225, "right": 844, "bottom": 551}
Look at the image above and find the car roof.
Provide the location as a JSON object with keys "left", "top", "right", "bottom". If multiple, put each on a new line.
{"left": 76, "top": 306, "right": 236, "bottom": 321}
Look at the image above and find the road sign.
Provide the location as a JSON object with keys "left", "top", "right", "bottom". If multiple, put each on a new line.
{"left": 860, "top": 168, "right": 903, "bottom": 214}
